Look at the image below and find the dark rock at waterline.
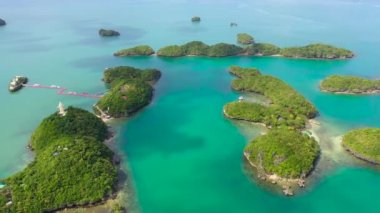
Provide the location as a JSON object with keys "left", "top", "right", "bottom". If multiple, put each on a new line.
{"left": 0, "top": 18, "right": 6, "bottom": 26}
{"left": 99, "top": 29, "right": 120, "bottom": 37}
{"left": 191, "top": 16, "right": 201, "bottom": 22}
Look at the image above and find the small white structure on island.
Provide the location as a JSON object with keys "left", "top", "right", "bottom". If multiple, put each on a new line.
{"left": 57, "top": 101, "right": 66, "bottom": 116}
{"left": 238, "top": 96, "right": 244, "bottom": 102}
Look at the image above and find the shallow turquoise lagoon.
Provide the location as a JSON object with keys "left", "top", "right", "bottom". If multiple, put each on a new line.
{"left": 1, "top": 0, "right": 380, "bottom": 212}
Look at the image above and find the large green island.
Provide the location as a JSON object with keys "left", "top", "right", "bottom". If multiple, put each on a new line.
{"left": 114, "top": 45, "right": 155, "bottom": 57}
{"left": 223, "top": 66, "right": 320, "bottom": 195}
{"left": 342, "top": 128, "right": 380, "bottom": 164}
{"left": 0, "top": 107, "right": 121, "bottom": 212}
{"left": 95, "top": 66, "right": 161, "bottom": 118}
{"left": 320, "top": 75, "right": 380, "bottom": 94}
{"left": 114, "top": 37, "right": 354, "bottom": 59}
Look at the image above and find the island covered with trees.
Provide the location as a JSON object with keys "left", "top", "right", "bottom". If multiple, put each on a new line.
{"left": 223, "top": 66, "right": 320, "bottom": 195}
{"left": 280, "top": 44, "right": 353, "bottom": 59}
{"left": 224, "top": 66, "right": 317, "bottom": 129}
{"left": 114, "top": 45, "right": 155, "bottom": 57}
{"left": 156, "top": 41, "right": 244, "bottom": 57}
{"left": 320, "top": 75, "right": 380, "bottom": 94}
{"left": 95, "top": 66, "right": 161, "bottom": 118}
{"left": 342, "top": 128, "right": 380, "bottom": 164}
{"left": 245, "top": 129, "right": 320, "bottom": 186}
{"left": 0, "top": 107, "right": 120, "bottom": 212}
{"left": 114, "top": 36, "right": 354, "bottom": 59}
{"left": 237, "top": 33, "right": 254, "bottom": 45}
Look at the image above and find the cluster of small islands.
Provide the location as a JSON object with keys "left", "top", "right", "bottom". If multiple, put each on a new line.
{"left": 2, "top": 15, "right": 380, "bottom": 212}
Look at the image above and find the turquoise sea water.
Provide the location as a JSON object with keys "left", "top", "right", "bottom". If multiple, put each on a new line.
{"left": 1, "top": 0, "right": 380, "bottom": 212}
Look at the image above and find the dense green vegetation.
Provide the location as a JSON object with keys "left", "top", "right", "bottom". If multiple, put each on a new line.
{"left": 224, "top": 66, "right": 317, "bottom": 129}
{"left": 191, "top": 16, "right": 201, "bottom": 22}
{"left": 207, "top": 43, "right": 244, "bottom": 57}
{"left": 320, "top": 75, "right": 380, "bottom": 94}
{"left": 31, "top": 107, "right": 108, "bottom": 151}
{"left": 224, "top": 66, "right": 320, "bottom": 181}
{"left": 342, "top": 128, "right": 380, "bottom": 164}
{"left": 156, "top": 41, "right": 244, "bottom": 57}
{"left": 280, "top": 44, "right": 354, "bottom": 59}
{"left": 229, "top": 66, "right": 261, "bottom": 78}
{"left": 182, "top": 41, "right": 209, "bottom": 55}
{"left": 245, "top": 129, "right": 320, "bottom": 178}
{"left": 103, "top": 66, "right": 161, "bottom": 84}
{"left": 98, "top": 29, "right": 120, "bottom": 37}
{"left": 157, "top": 45, "right": 186, "bottom": 57}
{"left": 97, "top": 66, "right": 161, "bottom": 117}
{"left": 114, "top": 45, "right": 155, "bottom": 56}
{"left": 237, "top": 33, "right": 254, "bottom": 45}
{"left": 0, "top": 108, "right": 117, "bottom": 212}
{"left": 245, "top": 43, "right": 281, "bottom": 56}
{"left": 120, "top": 41, "right": 352, "bottom": 59}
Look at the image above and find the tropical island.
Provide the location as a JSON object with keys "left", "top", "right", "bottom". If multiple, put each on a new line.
{"left": 99, "top": 29, "right": 120, "bottom": 37}
{"left": 237, "top": 33, "right": 254, "bottom": 45}
{"left": 156, "top": 41, "right": 243, "bottom": 57}
{"left": 224, "top": 66, "right": 317, "bottom": 129}
{"left": 223, "top": 66, "right": 320, "bottom": 195}
{"left": 280, "top": 44, "right": 354, "bottom": 59}
{"left": 342, "top": 128, "right": 380, "bottom": 164}
{"left": 114, "top": 40, "right": 353, "bottom": 59}
{"left": 94, "top": 66, "right": 161, "bottom": 118}
{"left": 245, "top": 129, "right": 320, "bottom": 193}
{"left": 320, "top": 75, "right": 380, "bottom": 94}
{"left": 0, "top": 106, "right": 121, "bottom": 212}
{"left": 0, "top": 18, "right": 6, "bottom": 26}
{"left": 114, "top": 45, "right": 155, "bottom": 57}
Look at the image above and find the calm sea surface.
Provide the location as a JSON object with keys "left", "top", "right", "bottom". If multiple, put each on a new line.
{"left": 1, "top": 0, "right": 380, "bottom": 212}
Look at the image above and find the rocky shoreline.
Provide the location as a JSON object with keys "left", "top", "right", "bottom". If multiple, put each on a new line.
{"left": 225, "top": 106, "right": 320, "bottom": 196}
{"left": 320, "top": 88, "right": 380, "bottom": 95}
{"left": 243, "top": 152, "right": 306, "bottom": 196}
{"left": 342, "top": 143, "right": 380, "bottom": 165}
{"left": 223, "top": 107, "right": 268, "bottom": 128}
